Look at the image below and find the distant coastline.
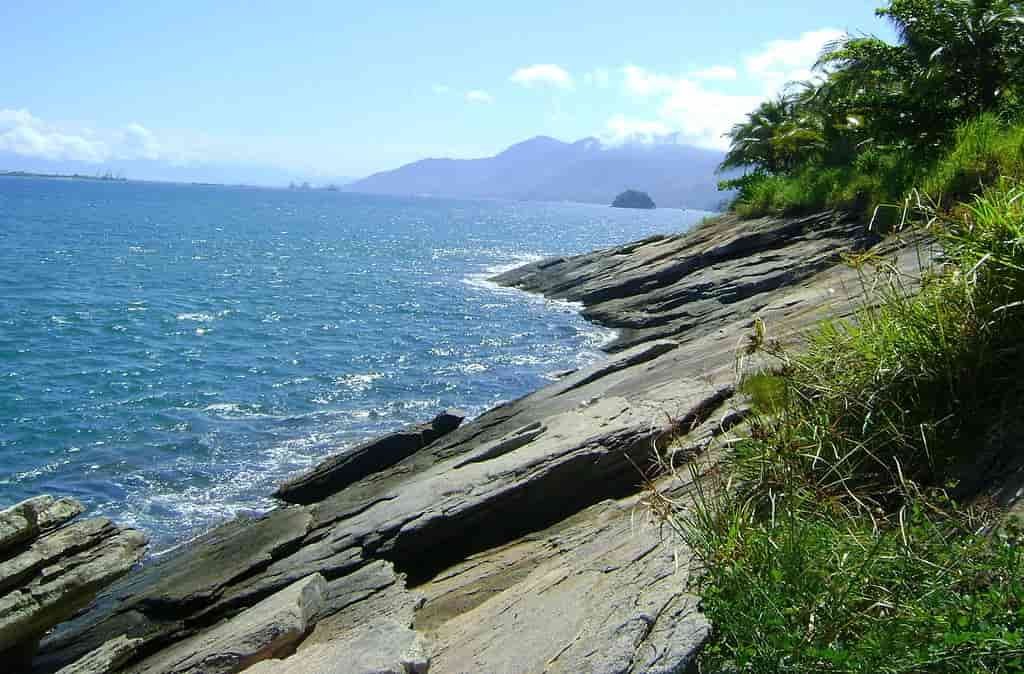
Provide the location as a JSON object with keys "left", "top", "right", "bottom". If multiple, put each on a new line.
{"left": 1, "top": 169, "right": 128, "bottom": 182}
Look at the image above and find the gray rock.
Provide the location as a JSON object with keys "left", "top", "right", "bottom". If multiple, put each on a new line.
{"left": 0, "top": 517, "right": 145, "bottom": 666}
{"left": 420, "top": 488, "right": 709, "bottom": 674}
{"left": 275, "top": 409, "right": 467, "bottom": 505}
{"left": 54, "top": 634, "right": 142, "bottom": 674}
{"left": 37, "top": 498, "right": 86, "bottom": 532}
{"left": 131, "top": 573, "right": 326, "bottom": 674}
{"left": 494, "top": 211, "right": 883, "bottom": 352}
{"left": 0, "top": 497, "right": 50, "bottom": 553}
{"left": 0, "top": 496, "right": 83, "bottom": 555}
{"left": 36, "top": 506, "right": 315, "bottom": 670}
{"left": 243, "top": 620, "right": 430, "bottom": 674}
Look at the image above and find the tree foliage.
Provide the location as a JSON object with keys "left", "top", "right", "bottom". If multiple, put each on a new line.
{"left": 721, "top": 0, "right": 1024, "bottom": 215}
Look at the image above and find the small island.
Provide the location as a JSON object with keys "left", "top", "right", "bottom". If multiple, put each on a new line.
{"left": 611, "top": 189, "right": 656, "bottom": 209}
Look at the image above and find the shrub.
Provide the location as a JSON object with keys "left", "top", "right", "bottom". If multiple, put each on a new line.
{"left": 679, "top": 183, "right": 1024, "bottom": 672}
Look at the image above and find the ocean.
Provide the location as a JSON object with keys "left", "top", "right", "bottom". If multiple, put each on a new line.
{"left": 0, "top": 177, "right": 705, "bottom": 549}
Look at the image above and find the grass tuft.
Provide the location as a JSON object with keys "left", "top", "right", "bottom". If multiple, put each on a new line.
{"left": 677, "top": 183, "right": 1024, "bottom": 672}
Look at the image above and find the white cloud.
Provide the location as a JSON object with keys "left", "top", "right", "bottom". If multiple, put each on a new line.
{"left": 607, "top": 28, "right": 841, "bottom": 150}
{"left": 603, "top": 114, "right": 673, "bottom": 144}
{"left": 0, "top": 108, "right": 196, "bottom": 164}
{"left": 692, "top": 65, "right": 738, "bottom": 81}
{"left": 0, "top": 109, "right": 109, "bottom": 162}
{"left": 745, "top": 28, "right": 844, "bottom": 92}
{"left": 119, "top": 123, "right": 163, "bottom": 160}
{"left": 614, "top": 68, "right": 760, "bottom": 149}
{"left": 657, "top": 82, "right": 762, "bottom": 150}
{"left": 583, "top": 68, "right": 611, "bottom": 88}
{"left": 465, "top": 90, "right": 494, "bottom": 104}
{"left": 621, "top": 65, "right": 677, "bottom": 97}
{"left": 510, "top": 64, "right": 573, "bottom": 89}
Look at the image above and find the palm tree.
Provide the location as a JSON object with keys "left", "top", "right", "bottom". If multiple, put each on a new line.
{"left": 881, "top": 0, "right": 1024, "bottom": 115}
{"left": 721, "top": 95, "right": 800, "bottom": 174}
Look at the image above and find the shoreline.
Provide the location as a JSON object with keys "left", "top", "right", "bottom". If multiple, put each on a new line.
{"left": 16, "top": 208, "right": 925, "bottom": 673}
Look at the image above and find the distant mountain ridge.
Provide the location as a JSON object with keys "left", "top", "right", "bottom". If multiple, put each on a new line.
{"left": 346, "top": 135, "right": 728, "bottom": 211}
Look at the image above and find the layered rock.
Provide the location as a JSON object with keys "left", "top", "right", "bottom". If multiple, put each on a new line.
{"left": 130, "top": 573, "right": 326, "bottom": 673}
{"left": 27, "top": 210, "right": 930, "bottom": 673}
{"left": 0, "top": 497, "right": 146, "bottom": 667}
{"left": 275, "top": 409, "right": 467, "bottom": 505}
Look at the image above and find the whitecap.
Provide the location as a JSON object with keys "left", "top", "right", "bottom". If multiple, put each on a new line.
{"left": 176, "top": 312, "right": 215, "bottom": 323}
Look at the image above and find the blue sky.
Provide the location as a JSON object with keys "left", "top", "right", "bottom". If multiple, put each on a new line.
{"left": 1, "top": 1, "right": 893, "bottom": 181}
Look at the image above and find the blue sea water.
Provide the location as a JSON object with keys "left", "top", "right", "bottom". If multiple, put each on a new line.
{"left": 0, "top": 177, "right": 705, "bottom": 549}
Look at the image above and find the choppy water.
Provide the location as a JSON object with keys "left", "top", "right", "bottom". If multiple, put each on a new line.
{"left": 0, "top": 177, "right": 705, "bottom": 548}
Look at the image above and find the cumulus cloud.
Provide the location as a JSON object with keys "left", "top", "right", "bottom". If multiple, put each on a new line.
{"left": 510, "top": 64, "right": 573, "bottom": 89}
{"left": 0, "top": 109, "right": 109, "bottom": 162}
{"left": 608, "top": 28, "right": 841, "bottom": 150}
{"left": 621, "top": 65, "right": 677, "bottom": 97}
{"left": 603, "top": 114, "right": 672, "bottom": 144}
{"left": 583, "top": 68, "right": 611, "bottom": 88}
{"left": 465, "top": 90, "right": 494, "bottom": 104}
{"left": 657, "top": 82, "right": 762, "bottom": 149}
{"left": 692, "top": 65, "right": 738, "bottom": 81}
{"left": 0, "top": 108, "right": 189, "bottom": 163}
{"left": 745, "top": 28, "right": 844, "bottom": 92}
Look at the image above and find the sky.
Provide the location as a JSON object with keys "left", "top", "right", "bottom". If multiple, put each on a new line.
{"left": 0, "top": 1, "right": 895, "bottom": 182}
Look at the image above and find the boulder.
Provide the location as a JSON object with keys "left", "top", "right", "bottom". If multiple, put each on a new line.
{"left": 0, "top": 496, "right": 84, "bottom": 554}
{"left": 274, "top": 410, "right": 467, "bottom": 504}
{"left": 131, "top": 573, "right": 326, "bottom": 674}
{"left": 0, "top": 498, "right": 146, "bottom": 669}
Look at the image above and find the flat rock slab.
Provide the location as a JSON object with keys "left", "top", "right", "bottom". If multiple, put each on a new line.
{"left": 132, "top": 573, "right": 326, "bottom": 674}
{"left": 54, "top": 635, "right": 142, "bottom": 674}
{"left": 276, "top": 410, "right": 467, "bottom": 505}
{"left": 243, "top": 620, "right": 430, "bottom": 674}
{"left": 420, "top": 486, "right": 709, "bottom": 674}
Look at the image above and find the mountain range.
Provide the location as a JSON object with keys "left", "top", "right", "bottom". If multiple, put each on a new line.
{"left": 345, "top": 136, "right": 729, "bottom": 211}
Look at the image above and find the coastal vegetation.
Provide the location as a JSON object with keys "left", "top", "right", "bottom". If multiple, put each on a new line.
{"left": 719, "top": 0, "right": 1024, "bottom": 218}
{"left": 681, "top": 1, "right": 1024, "bottom": 670}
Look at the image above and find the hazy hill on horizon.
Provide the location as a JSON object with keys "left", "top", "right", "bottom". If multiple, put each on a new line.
{"left": 346, "top": 135, "right": 729, "bottom": 211}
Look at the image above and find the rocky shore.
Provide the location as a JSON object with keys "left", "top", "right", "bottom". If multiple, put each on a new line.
{"left": 7, "top": 210, "right": 926, "bottom": 673}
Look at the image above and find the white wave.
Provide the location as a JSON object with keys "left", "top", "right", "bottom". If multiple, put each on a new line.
{"left": 176, "top": 312, "right": 215, "bottom": 322}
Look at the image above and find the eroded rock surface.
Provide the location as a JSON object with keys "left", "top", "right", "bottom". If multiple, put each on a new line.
{"left": 275, "top": 410, "right": 467, "bottom": 505}
{"left": 27, "top": 211, "right": 930, "bottom": 673}
{"left": 130, "top": 573, "right": 326, "bottom": 674}
{"left": 0, "top": 497, "right": 146, "bottom": 667}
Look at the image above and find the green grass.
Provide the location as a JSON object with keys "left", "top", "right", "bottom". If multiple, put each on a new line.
{"left": 678, "top": 184, "right": 1024, "bottom": 672}
{"left": 729, "top": 116, "right": 1024, "bottom": 220}
{"left": 923, "top": 116, "right": 1024, "bottom": 208}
